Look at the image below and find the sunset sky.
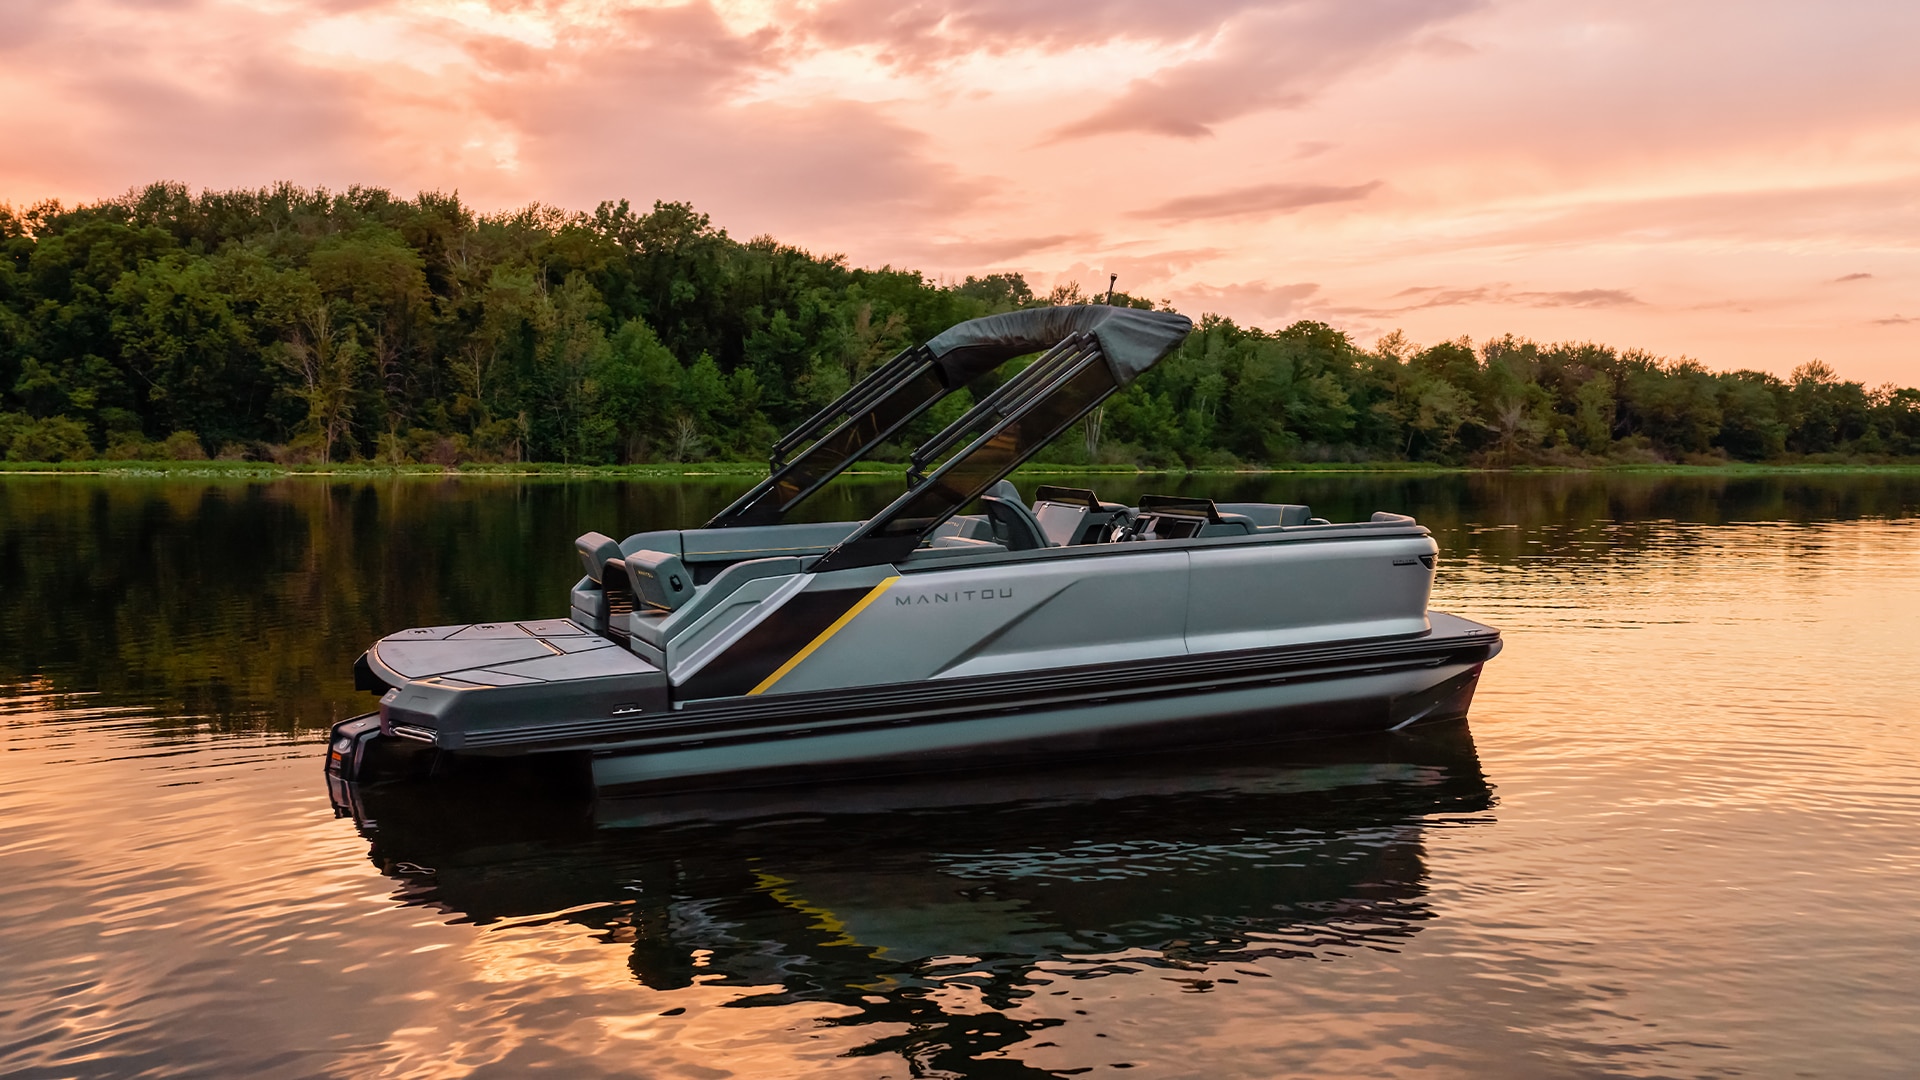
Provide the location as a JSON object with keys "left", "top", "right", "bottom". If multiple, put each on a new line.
{"left": 3, "top": 0, "right": 1916, "bottom": 383}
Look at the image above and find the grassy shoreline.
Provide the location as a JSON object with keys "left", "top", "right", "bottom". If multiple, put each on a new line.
{"left": 3, "top": 459, "right": 1919, "bottom": 480}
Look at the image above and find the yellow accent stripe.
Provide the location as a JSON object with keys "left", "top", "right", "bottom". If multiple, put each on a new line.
{"left": 752, "top": 872, "right": 870, "bottom": 951}
{"left": 746, "top": 576, "right": 900, "bottom": 696}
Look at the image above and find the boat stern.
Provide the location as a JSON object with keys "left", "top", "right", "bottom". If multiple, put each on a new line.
{"left": 357, "top": 620, "right": 671, "bottom": 752}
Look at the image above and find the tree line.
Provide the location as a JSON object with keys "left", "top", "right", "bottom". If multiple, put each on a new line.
{"left": 2, "top": 181, "right": 1916, "bottom": 467}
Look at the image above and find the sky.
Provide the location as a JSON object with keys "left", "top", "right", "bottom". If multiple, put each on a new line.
{"left": 2, "top": 0, "right": 1916, "bottom": 384}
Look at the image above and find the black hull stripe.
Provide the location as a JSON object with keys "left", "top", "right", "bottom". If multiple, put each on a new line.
{"left": 674, "top": 585, "right": 873, "bottom": 699}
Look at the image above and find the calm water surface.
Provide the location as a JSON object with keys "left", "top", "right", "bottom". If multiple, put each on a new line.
{"left": 3, "top": 473, "right": 1918, "bottom": 1078}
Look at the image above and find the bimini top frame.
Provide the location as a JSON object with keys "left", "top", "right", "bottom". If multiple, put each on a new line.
{"left": 704, "top": 304, "right": 1192, "bottom": 569}
{"left": 707, "top": 305, "right": 1191, "bottom": 534}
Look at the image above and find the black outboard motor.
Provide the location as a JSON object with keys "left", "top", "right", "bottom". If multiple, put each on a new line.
{"left": 324, "top": 713, "right": 432, "bottom": 817}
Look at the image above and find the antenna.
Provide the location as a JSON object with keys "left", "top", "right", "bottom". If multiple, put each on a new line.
{"left": 1105, "top": 274, "right": 1117, "bottom": 305}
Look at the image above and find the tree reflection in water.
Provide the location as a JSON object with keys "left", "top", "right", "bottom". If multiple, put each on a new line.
{"left": 336, "top": 724, "right": 1493, "bottom": 1075}
{"left": 3, "top": 471, "right": 1916, "bottom": 737}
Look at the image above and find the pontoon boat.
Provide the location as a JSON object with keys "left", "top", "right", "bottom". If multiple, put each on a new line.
{"left": 326, "top": 305, "right": 1500, "bottom": 795}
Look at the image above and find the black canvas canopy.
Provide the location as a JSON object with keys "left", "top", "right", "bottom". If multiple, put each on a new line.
{"left": 925, "top": 305, "right": 1193, "bottom": 388}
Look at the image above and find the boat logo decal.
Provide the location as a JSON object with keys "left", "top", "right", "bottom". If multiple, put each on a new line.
{"left": 895, "top": 588, "right": 1014, "bottom": 606}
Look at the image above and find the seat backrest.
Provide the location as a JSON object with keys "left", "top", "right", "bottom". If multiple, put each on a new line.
{"left": 1032, "top": 484, "right": 1130, "bottom": 545}
{"left": 1136, "top": 494, "right": 1237, "bottom": 539}
{"left": 575, "top": 531, "right": 624, "bottom": 583}
{"left": 1031, "top": 498, "right": 1088, "bottom": 546}
{"left": 624, "top": 549, "right": 697, "bottom": 611}
{"left": 632, "top": 556, "right": 803, "bottom": 651}
{"left": 1217, "top": 502, "right": 1314, "bottom": 528}
{"left": 978, "top": 480, "right": 1051, "bottom": 551}
{"left": 679, "top": 521, "right": 861, "bottom": 564}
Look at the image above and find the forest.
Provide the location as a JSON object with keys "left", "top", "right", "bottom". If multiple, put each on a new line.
{"left": 2, "top": 181, "right": 1917, "bottom": 468}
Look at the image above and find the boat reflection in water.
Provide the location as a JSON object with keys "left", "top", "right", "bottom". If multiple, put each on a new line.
{"left": 331, "top": 723, "right": 1493, "bottom": 1072}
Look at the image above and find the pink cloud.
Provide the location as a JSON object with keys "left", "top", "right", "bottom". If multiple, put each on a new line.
{"left": 1478, "top": 180, "right": 1920, "bottom": 251}
{"left": 1382, "top": 285, "right": 1643, "bottom": 311}
{"left": 797, "top": 0, "right": 1275, "bottom": 64}
{"left": 3, "top": 0, "right": 1919, "bottom": 385}
{"left": 1176, "top": 280, "right": 1322, "bottom": 322}
{"left": 474, "top": 7, "right": 979, "bottom": 232}
{"left": 0, "top": 0, "right": 61, "bottom": 53}
{"left": 1131, "top": 180, "right": 1381, "bottom": 221}
{"left": 1051, "top": 0, "right": 1483, "bottom": 139}
{"left": 1044, "top": 248, "right": 1229, "bottom": 299}
{"left": 895, "top": 233, "right": 1096, "bottom": 265}
{"left": 0, "top": 2, "right": 384, "bottom": 195}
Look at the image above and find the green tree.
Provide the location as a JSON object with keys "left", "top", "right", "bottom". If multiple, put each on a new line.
{"left": 597, "top": 317, "right": 686, "bottom": 459}
{"left": 1619, "top": 356, "right": 1722, "bottom": 456}
{"left": 1571, "top": 374, "right": 1617, "bottom": 452}
{"left": 278, "top": 303, "right": 363, "bottom": 463}
{"left": 3, "top": 181, "right": 1918, "bottom": 468}
{"left": 2, "top": 413, "right": 93, "bottom": 461}
{"left": 1715, "top": 372, "right": 1787, "bottom": 459}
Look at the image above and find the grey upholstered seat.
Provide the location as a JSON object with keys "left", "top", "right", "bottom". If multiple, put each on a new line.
{"left": 1217, "top": 502, "right": 1315, "bottom": 528}
{"left": 977, "top": 480, "right": 1051, "bottom": 551}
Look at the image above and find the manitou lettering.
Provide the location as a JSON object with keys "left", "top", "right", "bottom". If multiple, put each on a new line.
{"left": 895, "top": 587, "right": 1015, "bottom": 606}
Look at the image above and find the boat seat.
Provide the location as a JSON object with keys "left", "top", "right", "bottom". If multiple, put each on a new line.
{"left": 1202, "top": 516, "right": 1255, "bottom": 537}
{"left": 574, "top": 532, "right": 625, "bottom": 583}
{"left": 931, "top": 515, "right": 994, "bottom": 541}
{"left": 1032, "top": 484, "right": 1130, "bottom": 545}
{"left": 677, "top": 521, "right": 862, "bottom": 568}
{"left": 977, "top": 480, "right": 1051, "bottom": 551}
{"left": 629, "top": 556, "right": 804, "bottom": 652}
{"left": 905, "top": 536, "right": 1009, "bottom": 563}
{"left": 623, "top": 549, "right": 696, "bottom": 612}
{"left": 1134, "top": 494, "right": 1256, "bottom": 539}
{"left": 1216, "top": 502, "right": 1315, "bottom": 528}
{"left": 1137, "top": 514, "right": 1255, "bottom": 539}
{"left": 925, "top": 534, "right": 1003, "bottom": 551}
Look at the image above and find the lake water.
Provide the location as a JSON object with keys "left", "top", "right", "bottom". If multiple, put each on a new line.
{"left": 3, "top": 472, "right": 1918, "bottom": 1079}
